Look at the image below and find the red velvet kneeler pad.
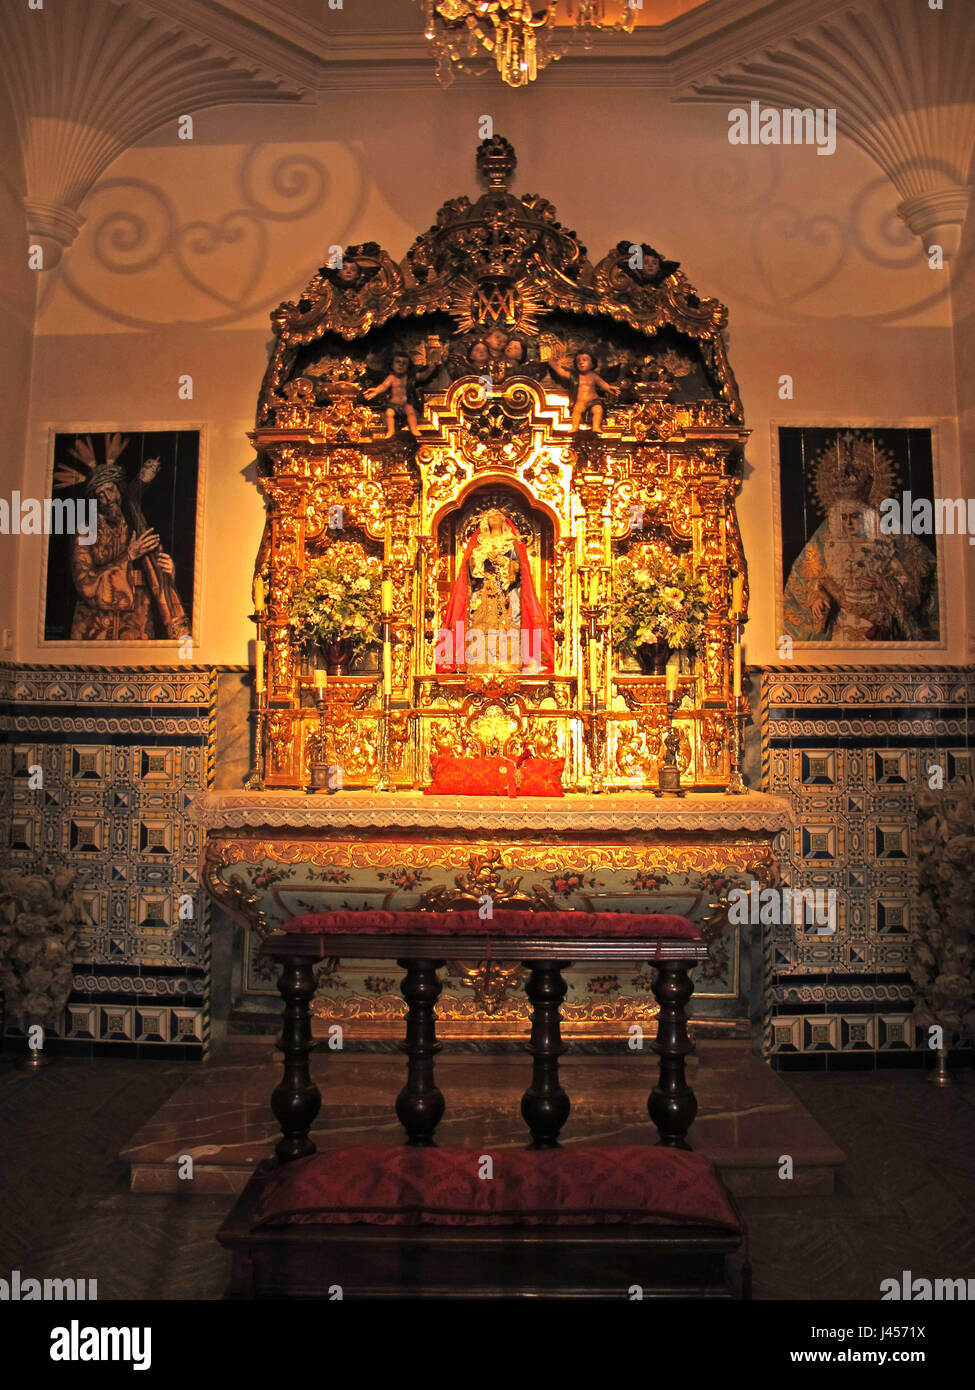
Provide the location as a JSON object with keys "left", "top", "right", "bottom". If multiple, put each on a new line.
{"left": 252, "top": 1145, "right": 741, "bottom": 1230}
{"left": 280, "top": 908, "right": 701, "bottom": 939}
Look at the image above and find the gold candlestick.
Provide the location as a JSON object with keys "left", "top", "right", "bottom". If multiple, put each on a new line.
{"left": 655, "top": 690, "right": 684, "bottom": 797}
{"left": 728, "top": 693, "right": 748, "bottom": 795}
{"left": 307, "top": 686, "right": 333, "bottom": 794}
{"left": 376, "top": 692, "right": 393, "bottom": 792}
{"left": 381, "top": 564, "right": 393, "bottom": 699}
{"left": 245, "top": 608, "right": 267, "bottom": 791}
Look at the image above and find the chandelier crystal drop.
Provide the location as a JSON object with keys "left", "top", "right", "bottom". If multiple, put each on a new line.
{"left": 418, "top": 1, "right": 637, "bottom": 89}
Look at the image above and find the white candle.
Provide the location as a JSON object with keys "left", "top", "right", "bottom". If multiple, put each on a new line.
{"left": 666, "top": 662, "right": 678, "bottom": 695}
{"left": 253, "top": 575, "right": 265, "bottom": 613}
{"left": 254, "top": 640, "right": 265, "bottom": 694}
{"left": 313, "top": 668, "right": 327, "bottom": 691}
{"left": 732, "top": 574, "right": 744, "bottom": 614}
{"left": 382, "top": 576, "right": 393, "bottom": 613}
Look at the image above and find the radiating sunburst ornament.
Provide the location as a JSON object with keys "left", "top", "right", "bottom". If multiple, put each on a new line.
{"left": 448, "top": 274, "right": 546, "bottom": 335}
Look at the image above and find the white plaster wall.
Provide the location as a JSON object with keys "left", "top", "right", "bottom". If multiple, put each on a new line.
{"left": 0, "top": 79, "right": 37, "bottom": 651}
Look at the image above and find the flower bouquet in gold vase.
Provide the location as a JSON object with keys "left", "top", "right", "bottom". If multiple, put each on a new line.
{"left": 612, "top": 551, "right": 710, "bottom": 674}
{"left": 289, "top": 542, "right": 382, "bottom": 676}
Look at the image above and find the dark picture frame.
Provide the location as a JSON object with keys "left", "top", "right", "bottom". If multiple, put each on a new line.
{"left": 775, "top": 426, "right": 941, "bottom": 648}
{"left": 41, "top": 428, "right": 201, "bottom": 645}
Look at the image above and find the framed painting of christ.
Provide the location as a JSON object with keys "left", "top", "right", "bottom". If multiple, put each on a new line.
{"left": 772, "top": 425, "right": 946, "bottom": 656}
{"left": 40, "top": 426, "right": 203, "bottom": 647}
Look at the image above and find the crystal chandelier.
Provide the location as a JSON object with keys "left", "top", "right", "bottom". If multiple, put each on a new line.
{"left": 419, "top": 1, "right": 637, "bottom": 89}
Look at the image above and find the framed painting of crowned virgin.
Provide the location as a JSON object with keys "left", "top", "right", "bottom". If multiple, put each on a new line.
{"left": 773, "top": 425, "right": 944, "bottom": 653}
{"left": 40, "top": 427, "right": 203, "bottom": 646}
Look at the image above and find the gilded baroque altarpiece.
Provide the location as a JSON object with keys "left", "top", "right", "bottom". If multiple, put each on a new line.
{"left": 199, "top": 137, "right": 791, "bottom": 1038}
{"left": 246, "top": 137, "right": 750, "bottom": 794}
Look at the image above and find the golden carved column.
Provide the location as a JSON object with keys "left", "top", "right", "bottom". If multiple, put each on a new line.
{"left": 263, "top": 479, "right": 302, "bottom": 703}
{"left": 572, "top": 440, "right": 615, "bottom": 792}
{"left": 377, "top": 444, "right": 419, "bottom": 701}
{"left": 694, "top": 464, "right": 730, "bottom": 705}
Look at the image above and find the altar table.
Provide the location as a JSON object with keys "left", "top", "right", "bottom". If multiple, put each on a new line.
{"left": 195, "top": 789, "right": 791, "bottom": 1043}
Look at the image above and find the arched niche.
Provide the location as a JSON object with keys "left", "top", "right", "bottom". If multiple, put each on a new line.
{"left": 433, "top": 481, "right": 559, "bottom": 667}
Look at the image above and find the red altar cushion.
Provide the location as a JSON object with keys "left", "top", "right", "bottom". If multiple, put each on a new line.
{"left": 517, "top": 756, "right": 565, "bottom": 798}
{"left": 424, "top": 754, "right": 565, "bottom": 797}
{"left": 251, "top": 1145, "right": 742, "bottom": 1230}
{"left": 425, "top": 755, "right": 509, "bottom": 797}
{"left": 279, "top": 908, "right": 701, "bottom": 940}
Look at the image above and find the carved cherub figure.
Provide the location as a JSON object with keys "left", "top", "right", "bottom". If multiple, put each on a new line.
{"left": 447, "top": 338, "right": 491, "bottom": 382}
{"left": 318, "top": 242, "right": 383, "bottom": 291}
{"left": 547, "top": 349, "right": 617, "bottom": 432}
{"left": 617, "top": 241, "right": 680, "bottom": 289}
{"left": 503, "top": 335, "right": 541, "bottom": 378}
{"left": 469, "top": 340, "right": 490, "bottom": 372}
{"left": 330, "top": 260, "right": 362, "bottom": 290}
{"left": 362, "top": 350, "right": 439, "bottom": 437}
{"left": 484, "top": 326, "right": 509, "bottom": 361}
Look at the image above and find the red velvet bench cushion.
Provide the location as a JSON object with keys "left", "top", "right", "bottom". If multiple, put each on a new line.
{"left": 280, "top": 908, "right": 701, "bottom": 939}
{"left": 251, "top": 1146, "right": 741, "bottom": 1231}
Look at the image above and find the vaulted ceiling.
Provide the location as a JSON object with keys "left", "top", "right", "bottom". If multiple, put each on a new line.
{"left": 3, "top": 0, "right": 974, "bottom": 267}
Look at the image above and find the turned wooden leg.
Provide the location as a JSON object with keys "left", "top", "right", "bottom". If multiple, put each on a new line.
{"left": 521, "top": 961, "right": 571, "bottom": 1149}
{"left": 648, "top": 959, "right": 697, "bottom": 1149}
{"left": 395, "top": 958, "right": 446, "bottom": 1146}
{"left": 270, "top": 955, "right": 321, "bottom": 1164}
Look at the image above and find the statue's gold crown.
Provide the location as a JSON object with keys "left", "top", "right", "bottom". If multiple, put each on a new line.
{"left": 811, "top": 431, "right": 897, "bottom": 513}
{"left": 834, "top": 451, "right": 873, "bottom": 502}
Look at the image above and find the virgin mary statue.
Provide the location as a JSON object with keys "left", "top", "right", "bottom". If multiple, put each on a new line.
{"left": 435, "top": 508, "right": 554, "bottom": 674}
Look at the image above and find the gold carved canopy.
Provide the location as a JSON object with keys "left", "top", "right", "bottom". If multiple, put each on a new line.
{"left": 246, "top": 136, "right": 750, "bottom": 795}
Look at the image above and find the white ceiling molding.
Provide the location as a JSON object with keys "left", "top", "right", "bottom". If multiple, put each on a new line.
{"left": 144, "top": 0, "right": 856, "bottom": 91}
{"left": 681, "top": 0, "right": 975, "bottom": 259}
{"left": 2, "top": 0, "right": 306, "bottom": 270}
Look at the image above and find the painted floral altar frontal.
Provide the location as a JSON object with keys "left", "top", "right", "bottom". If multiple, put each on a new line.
{"left": 195, "top": 791, "right": 790, "bottom": 1041}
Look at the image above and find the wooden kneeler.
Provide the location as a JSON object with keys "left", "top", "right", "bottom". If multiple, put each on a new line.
{"left": 218, "top": 905, "right": 748, "bottom": 1298}
{"left": 218, "top": 1145, "right": 748, "bottom": 1300}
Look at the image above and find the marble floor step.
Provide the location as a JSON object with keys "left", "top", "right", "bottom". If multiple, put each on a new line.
{"left": 120, "top": 1040, "right": 844, "bottom": 1196}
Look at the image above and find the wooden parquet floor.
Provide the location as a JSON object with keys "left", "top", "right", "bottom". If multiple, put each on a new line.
{"left": 1, "top": 1053, "right": 972, "bottom": 1300}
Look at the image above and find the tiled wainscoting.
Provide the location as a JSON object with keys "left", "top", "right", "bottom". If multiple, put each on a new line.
{"left": 761, "top": 667, "right": 974, "bottom": 1067}
{"left": 0, "top": 665, "right": 215, "bottom": 1056}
